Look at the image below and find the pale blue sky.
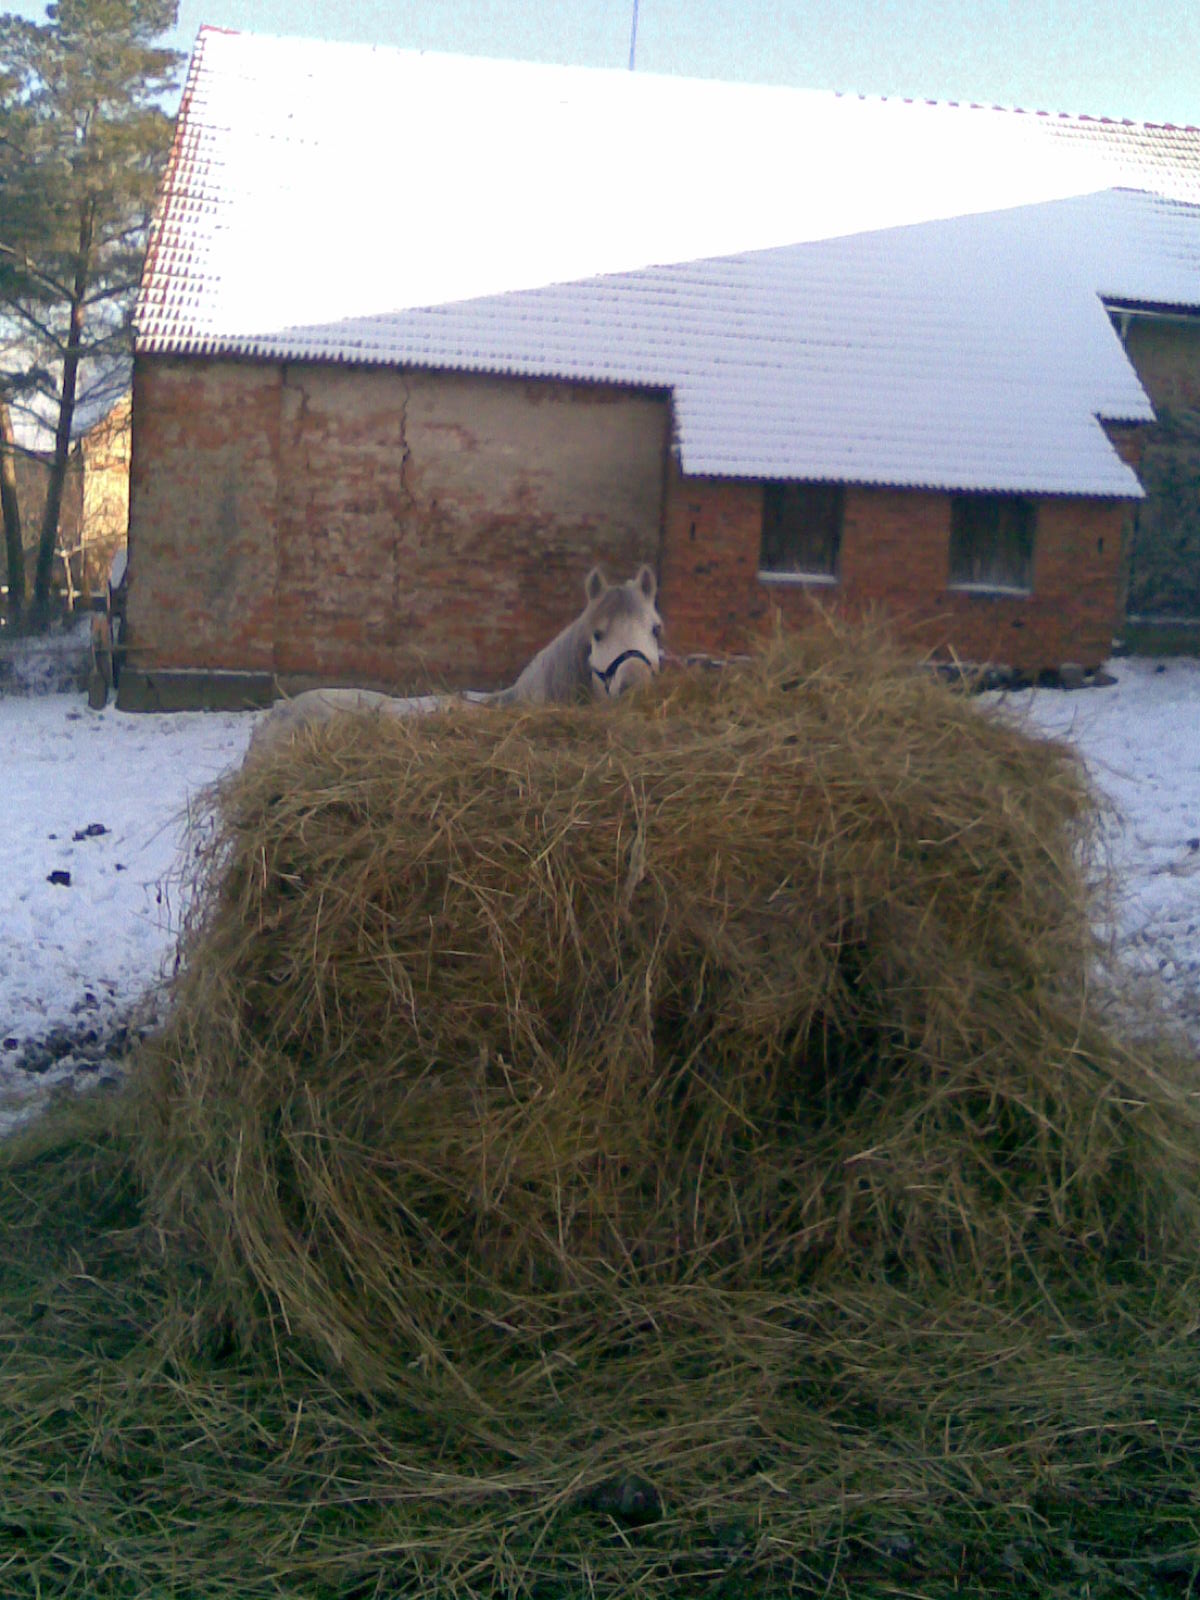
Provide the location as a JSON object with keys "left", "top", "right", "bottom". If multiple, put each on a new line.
{"left": 6, "top": 0, "right": 1200, "bottom": 125}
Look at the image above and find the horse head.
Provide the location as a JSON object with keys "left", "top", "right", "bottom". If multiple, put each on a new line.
{"left": 582, "top": 565, "right": 663, "bottom": 698}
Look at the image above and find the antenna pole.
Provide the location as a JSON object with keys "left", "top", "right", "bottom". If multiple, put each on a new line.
{"left": 628, "top": 0, "right": 639, "bottom": 70}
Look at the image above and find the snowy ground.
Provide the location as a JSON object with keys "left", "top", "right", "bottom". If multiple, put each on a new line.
{"left": 1, "top": 621, "right": 1197, "bottom": 1133}
{"left": 0, "top": 622, "right": 254, "bottom": 1131}
{"left": 992, "top": 659, "right": 1200, "bottom": 1039}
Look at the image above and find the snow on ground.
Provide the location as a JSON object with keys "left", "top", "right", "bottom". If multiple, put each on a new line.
{"left": 994, "top": 658, "right": 1200, "bottom": 995}
{"left": 0, "top": 623, "right": 1197, "bottom": 1135}
{"left": 0, "top": 622, "right": 254, "bottom": 1131}
{"left": 1, "top": 695, "right": 251, "bottom": 1039}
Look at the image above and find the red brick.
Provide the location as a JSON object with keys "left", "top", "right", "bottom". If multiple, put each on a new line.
{"left": 659, "top": 460, "right": 1127, "bottom": 673}
{"left": 127, "top": 359, "right": 669, "bottom": 689}
{"left": 128, "top": 356, "right": 1131, "bottom": 683}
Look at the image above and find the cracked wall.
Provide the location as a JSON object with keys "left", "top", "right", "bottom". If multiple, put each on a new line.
{"left": 127, "top": 351, "right": 1131, "bottom": 685}
{"left": 126, "top": 358, "right": 669, "bottom": 689}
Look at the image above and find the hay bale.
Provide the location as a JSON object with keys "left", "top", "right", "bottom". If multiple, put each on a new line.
{"left": 135, "top": 622, "right": 1200, "bottom": 1388}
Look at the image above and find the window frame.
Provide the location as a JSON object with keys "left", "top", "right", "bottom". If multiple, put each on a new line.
{"left": 758, "top": 481, "right": 845, "bottom": 586}
{"left": 947, "top": 494, "right": 1036, "bottom": 596}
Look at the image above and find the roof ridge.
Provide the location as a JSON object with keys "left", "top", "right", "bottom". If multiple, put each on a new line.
{"left": 829, "top": 88, "right": 1199, "bottom": 135}
{"left": 184, "top": 28, "right": 1199, "bottom": 132}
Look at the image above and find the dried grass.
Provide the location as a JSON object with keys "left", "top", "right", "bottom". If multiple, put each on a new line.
{"left": 133, "top": 621, "right": 1200, "bottom": 1389}
{"left": 4, "top": 1105, "right": 1196, "bottom": 1599}
{"left": 5, "top": 619, "right": 1200, "bottom": 1597}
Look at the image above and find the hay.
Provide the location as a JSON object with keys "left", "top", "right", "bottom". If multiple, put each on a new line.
{"left": 5, "top": 1109, "right": 1199, "bottom": 1599}
{"left": 6, "top": 620, "right": 1200, "bottom": 1598}
{"left": 134, "top": 619, "right": 1200, "bottom": 1397}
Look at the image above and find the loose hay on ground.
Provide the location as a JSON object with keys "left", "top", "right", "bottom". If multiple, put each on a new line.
{"left": 5, "top": 1110, "right": 1197, "bottom": 1599}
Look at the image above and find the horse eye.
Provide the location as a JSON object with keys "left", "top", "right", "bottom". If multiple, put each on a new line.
{"left": 592, "top": 628, "right": 604, "bottom": 643}
{"left": 652, "top": 623, "right": 663, "bottom": 639}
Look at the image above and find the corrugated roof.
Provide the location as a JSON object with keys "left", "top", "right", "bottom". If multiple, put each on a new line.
{"left": 1039, "top": 114, "right": 1200, "bottom": 206}
{"left": 136, "top": 29, "right": 1200, "bottom": 498}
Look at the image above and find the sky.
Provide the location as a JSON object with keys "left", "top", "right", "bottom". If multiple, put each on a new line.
{"left": 4, "top": 0, "right": 1200, "bottom": 126}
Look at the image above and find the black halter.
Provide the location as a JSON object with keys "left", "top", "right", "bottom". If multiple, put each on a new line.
{"left": 591, "top": 648, "right": 656, "bottom": 694}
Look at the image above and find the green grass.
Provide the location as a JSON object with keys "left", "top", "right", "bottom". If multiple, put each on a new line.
{"left": 3, "top": 1096, "right": 1199, "bottom": 1600}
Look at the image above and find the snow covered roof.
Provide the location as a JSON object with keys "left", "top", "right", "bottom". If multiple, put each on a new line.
{"left": 136, "top": 28, "right": 1200, "bottom": 497}
{"left": 1036, "top": 116, "right": 1200, "bottom": 210}
{"left": 231, "top": 193, "right": 1179, "bottom": 497}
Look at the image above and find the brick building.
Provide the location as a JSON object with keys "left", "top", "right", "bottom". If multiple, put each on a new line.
{"left": 123, "top": 30, "right": 1200, "bottom": 706}
{"left": 1110, "top": 311, "right": 1200, "bottom": 621}
{"left": 7, "top": 396, "right": 129, "bottom": 610}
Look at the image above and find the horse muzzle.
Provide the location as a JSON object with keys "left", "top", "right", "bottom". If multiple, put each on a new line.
{"left": 591, "top": 648, "right": 657, "bottom": 697}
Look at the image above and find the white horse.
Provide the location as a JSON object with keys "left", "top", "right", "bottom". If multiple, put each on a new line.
{"left": 248, "top": 565, "right": 663, "bottom": 759}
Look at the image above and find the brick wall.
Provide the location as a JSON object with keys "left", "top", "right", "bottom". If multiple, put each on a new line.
{"left": 128, "top": 359, "right": 281, "bottom": 671}
{"left": 660, "top": 456, "right": 1128, "bottom": 671}
{"left": 127, "top": 358, "right": 669, "bottom": 689}
{"left": 128, "top": 353, "right": 1131, "bottom": 686}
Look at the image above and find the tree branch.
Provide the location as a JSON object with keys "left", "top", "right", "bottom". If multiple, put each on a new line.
{"left": 0, "top": 244, "right": 75, "bottom": 302}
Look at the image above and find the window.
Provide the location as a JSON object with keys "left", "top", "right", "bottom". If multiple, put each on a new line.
{"left": 760, "top": 483, "right": 843, "bottom": 582}
{"left": 949, "top": 496, "right": 1035, "bottom": 593}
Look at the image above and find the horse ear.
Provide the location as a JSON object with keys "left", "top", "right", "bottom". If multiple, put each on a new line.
{"left": 636, "top": 564, "right": 657, "bottom": 602}
{"left": 585, "top": 566, "right": 606, "bottom": 603}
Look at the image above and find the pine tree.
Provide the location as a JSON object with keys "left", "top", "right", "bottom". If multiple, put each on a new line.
{"left": 0, "top": 0, "right": 180, "bottom": 625}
